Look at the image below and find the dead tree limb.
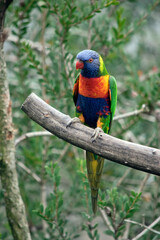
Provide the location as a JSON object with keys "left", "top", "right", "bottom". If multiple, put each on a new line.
{"left": 113, "top": 104, "right": 148, "bottom": 121}
{"left": 15, "top": 131, "right": 52, "bottom": 146}
{"left": 15, "top": 104, "right": 147, "bottom": 146}
{"left": 21, "top": 93, "right": 160, "bottom": 176}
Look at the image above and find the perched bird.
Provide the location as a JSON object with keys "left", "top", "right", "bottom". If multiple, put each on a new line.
{"left": 72, "top": 49, "right": 117, "bottom": 214}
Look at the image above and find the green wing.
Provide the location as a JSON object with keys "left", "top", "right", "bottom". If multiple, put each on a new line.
{"left": 109, "top": 75, "right": 117, "bottom": 120}
{"left": 73, "top": 74, "right": 80, "bottom": 106}
{"left": 97, "top": 75, "right": 117, "bottom": 133}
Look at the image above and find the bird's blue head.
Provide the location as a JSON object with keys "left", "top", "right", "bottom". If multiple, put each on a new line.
{"left": 76, "top": 50, "right": 101, "bottom": 78}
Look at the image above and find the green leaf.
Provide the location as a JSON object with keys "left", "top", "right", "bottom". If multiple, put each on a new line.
{"left": 124, "top": 202, "right": 129, "bottom": 212}
{"left": 73, "top": 234, "right": 80, "bottom": 239}
{"left": 58, "top": 198, "right": 63, "bottom": 208}
{"left": 85, "top": 14, "right": 95, "bottom": 20}
{"left": 131, "top": 191, "right": 137, "bottom": 197}
{"left": 87, "top": 230, "right": 93, "bottom": 239}
{"left": 104, "top": 230, "right": 114, "bottom": 236}
{"left": 39, "top": 204, "right": 44, "bottom": 213}
{"left": 94, "top": 229, "right": 98, "bottom": 237}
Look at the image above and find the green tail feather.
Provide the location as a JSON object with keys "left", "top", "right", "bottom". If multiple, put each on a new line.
{"left": 86, "top": 151, "right": 104, "bottom": 214}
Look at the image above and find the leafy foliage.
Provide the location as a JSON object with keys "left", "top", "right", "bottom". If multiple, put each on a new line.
{"left": 99, "top": 188, "right": 141, "bottom": 238}
{"left": 33, "top": 162, "right": 71, "bottom": 240}
{"left": 0, "top": 0, "right": 160, "bottom": 239}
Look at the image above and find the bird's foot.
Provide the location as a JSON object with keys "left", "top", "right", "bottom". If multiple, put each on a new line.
{"left": 91, "top": 127, "right": 104, "bottom": 142}
{"left": 66, "top": 117, "right": 81, "bottom": 128}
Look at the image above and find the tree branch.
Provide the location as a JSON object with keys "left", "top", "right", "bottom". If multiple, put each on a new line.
{"left": 138, "top": 173, "right": 150, "bottom": 192}
{"left": 113, "top": 104, "right": 148, "bottom": 121}
{"left": 21, "top": 93, "right": 160, "bottom": 176}
{"left": 15, "top": 131, "right": 52, "bottom": 146}
{"left": 15, "top": 104, "right": 147, "bottom": 146}
{"left": 116, "top": 168, "right": 131, "bottom": 187}
{"left": 124, "top": 219, "right": 160, "bottom": 235}
{"left": 17, "top": 161, "right": 41, "bottom": 183}
{"left": 131, "top": 216, "right": 160, "bottom": 240}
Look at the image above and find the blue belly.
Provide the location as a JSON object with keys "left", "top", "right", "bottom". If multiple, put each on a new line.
{"left": 76, "top": 94, "right": 111, "bottom": 128}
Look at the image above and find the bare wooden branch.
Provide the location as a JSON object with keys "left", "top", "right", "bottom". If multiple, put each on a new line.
{"left": 15, "top": 103, "right": 147, "bottom": 147}
{"left": 21, "top": 93, "right": 160, "bottom": 176}
{"left": 116, "top": 169, "right": 131, "bottom": 187}
{"left": 132, "top": 216, "right": 160, "bottom": 240}
{"left": 15, "top": 131, "right": 52, "bottom": 146}
{"left": 57, "top": 143, "right": 70, "bottom": 162}
{"left": 138, "top": 173, "right": 150, "bottom": 192}
{"left": 125, "top": 218, "right": 160, "bottom": 235}
{"left": 113, "top": 104, "right": 149, "bottom": 121}
{"left": 17, "top": 161, "right": 41, "bottom": 183}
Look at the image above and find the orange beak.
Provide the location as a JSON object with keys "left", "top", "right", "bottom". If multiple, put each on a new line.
{"left": 76, "top": 60, "right": 84, "bottom": 70}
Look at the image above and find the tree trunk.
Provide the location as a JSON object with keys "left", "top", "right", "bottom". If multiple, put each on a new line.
{"left": 0, "top": 1, "right": 32, "bottom": 239}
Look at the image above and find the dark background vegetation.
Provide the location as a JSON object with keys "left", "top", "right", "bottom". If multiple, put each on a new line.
{"left": 0, "top": 0, "right": 160, "bottom": 239}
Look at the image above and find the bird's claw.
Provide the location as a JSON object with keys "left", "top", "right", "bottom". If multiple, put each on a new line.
{"left": 66, "top": 117, "right": 81, "bottom": 128}
{"left": 91, "top": 127, "right": 103, "bottom": 142}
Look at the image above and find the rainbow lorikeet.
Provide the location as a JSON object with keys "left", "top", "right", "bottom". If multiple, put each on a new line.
{"left": 72, "top": 50, "right": 117, "bottom": 213}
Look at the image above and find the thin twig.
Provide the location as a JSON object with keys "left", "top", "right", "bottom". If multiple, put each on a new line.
{"left": 99, "top": 208, "right": 114, "bottom": 232}
{"left": 57, "top": 144, "right": 70, "bottom": 162}
{"left": 138, "top": 173, "right": 150, "bottom": 193}
{"left": 17, "top": 161, "right": 41, "bottom": 183}
{"left": 121, "top": 172, "right": 150, "bottom": 239}
{"left": 15, "top": 131, "right": 53, "bottom": 146}
{"left": 112, "top": 203, "right": 117, "bottom": 233}
{"left": 141, "top": 114, "right": 155, "bottom": 123}
{"left": 121, "top": 221, "right": 130, "bottom": 240}
{"left": 113, "top": 104, "right": 149, "bottom": 121}
{"left": 126, "top": 217, "right": 160, "bottom": 239}
{"left": 117, "top": 168, "right": 131, "bottom": 187}
{"left": 116, "top": 194, "right": 142, "bottom": 233}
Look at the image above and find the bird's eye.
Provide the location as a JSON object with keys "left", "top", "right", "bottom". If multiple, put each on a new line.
{"left": 88, "top": 58, "right": 93, "bottom": 63}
